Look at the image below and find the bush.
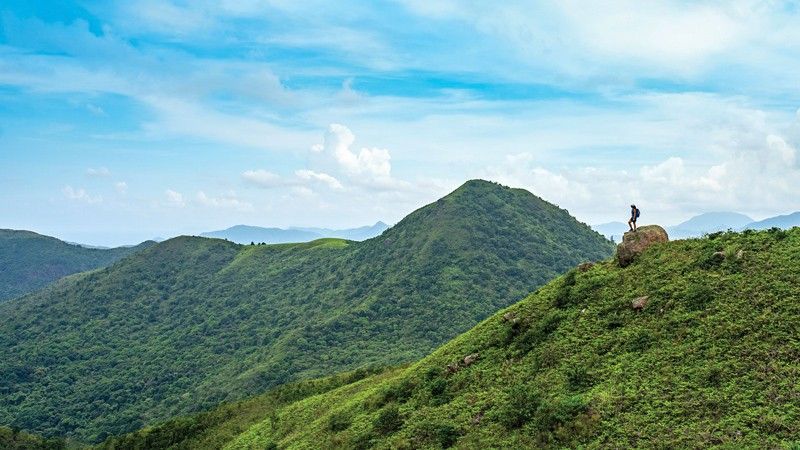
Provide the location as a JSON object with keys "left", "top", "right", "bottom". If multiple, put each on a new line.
{"left": 565, "top": 365, "right": 593, "bottom": 390}
{"left": 684, "top": 283, "right": 715, "bottom": 311}
{"left": 373, "top": 405, "right": 403, "bottom": 435}
{"left": 413, "top": 421, "right": 460, "bottom": 448}
{"left": 535, "top": 395, "right": 588, "bottom": 433}
{"left": 496, "top": 384, "right": 542, "bottom": 429}
{"left": 328, "top": 412, "right": 351, "bottom": 432}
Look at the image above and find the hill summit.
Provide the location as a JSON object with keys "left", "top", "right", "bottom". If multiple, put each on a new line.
{"left": 0, "top": 180, "right": 613, "bottom": 442}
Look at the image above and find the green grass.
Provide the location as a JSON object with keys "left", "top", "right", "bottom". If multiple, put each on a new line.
{"left": 166, "top": 227, "right": 800, "bottom": 449}
{"left": 0, "top": 180, "right": 613, "bottom": 443}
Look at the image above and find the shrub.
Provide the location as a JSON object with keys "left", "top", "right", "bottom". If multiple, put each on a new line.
{"left": 496, "top": 384, "right": 542, "bottom": 429}
{"left": 328, "top": 412, "right": 351, "bottom": 432}
{"left": 565, "top": 364, "right": 593, "bottom": 390}
{"left": 373, "top": 405, "right": 403, "bottom": 435}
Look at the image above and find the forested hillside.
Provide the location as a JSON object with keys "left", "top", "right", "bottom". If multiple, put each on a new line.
{"left": 0, "top": 230, "right": 155, "bottom": 302}
{"left": 104, "top": 227, "right": 800, "bottom": 449}
{"left": 0, "top": 180, "right": 613, "bottom": 443}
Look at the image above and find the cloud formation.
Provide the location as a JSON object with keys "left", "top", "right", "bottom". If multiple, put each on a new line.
{"left": 63, "top": 186, "right": 102, "bottom": 204}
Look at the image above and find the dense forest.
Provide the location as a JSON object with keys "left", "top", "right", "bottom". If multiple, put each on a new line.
{"left": 0, "top": 180, "right": 613, "bottom": 443}
{"left": 105, "top": 227, "right": 800, "bottom": 449}
{"left": 0, "top": 230, "right": 155, "bottom": 302}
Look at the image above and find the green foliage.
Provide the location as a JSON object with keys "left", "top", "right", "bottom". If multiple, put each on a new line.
{"left": 0, "top": 180, "right": 614, "bottom": 442}
{"left": 0, "top": 425, "right": 70, "bottom": 449}
{"left": 0, "top": 230, "right": 155, "bottom": 302}
{"left": 372, "top": 405, "right": 403, "bottom": 435}
{"left": 208, "top": 227, "right": 800, "bottom": 449}
{"left": 96, "top": 367, "right": 382, "bottom": 450}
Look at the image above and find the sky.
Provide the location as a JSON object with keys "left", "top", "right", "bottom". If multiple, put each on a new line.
{"left": 1, "top": 0, "right": 800, "bottom": 246}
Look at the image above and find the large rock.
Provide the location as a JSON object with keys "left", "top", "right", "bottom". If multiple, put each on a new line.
{"left": 616, "top": 225, "right": 669, "bottom": 267}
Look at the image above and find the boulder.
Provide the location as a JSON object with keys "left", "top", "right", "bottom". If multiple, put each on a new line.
{"left": 616, "top": 225, "right": 669, "bottom": 267}
{"left": 631, "top": 296, "right": 649, "bottom": 311}
{"left": 463, "top": 353, "right": 479, "bottom": 366}
{"left": 577, "top": 262, "right": 595, "bottom": 272}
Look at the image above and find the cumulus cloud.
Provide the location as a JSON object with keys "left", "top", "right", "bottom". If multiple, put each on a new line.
{"left": 86, "top": 167, "right": 111, "bottom": 177}
{"left": 312, "top": 124, "right": 392, "bottom": 178}
{"left": 63, "top": 185, "right": 102, "bottom": 204}
{"left": 164, "top": 189, "right": 185, "bottom": 207}
{"left": 295, "top": 169, "right": 343, "bottom": 190}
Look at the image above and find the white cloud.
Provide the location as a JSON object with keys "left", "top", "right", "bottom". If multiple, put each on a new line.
{"left": 313, "top": 123, "right": 392, "bottom": 178}
{"left": 115, "top": 181, "right": 128, "bottom": 194}
{"left": 196, "top": 191, "right": 254, "bottom": 211}
{"left": 295, "top": 169, "right": 343, "bottom": 190}
{"left": 86, "top": 167, "right": 111, "bottom": 177}
{"left": 164, "top": 189, "right": 185, "bottom": 207}
{"left": 483, "top": 108, "right": 800, "bottom": 225}
{"left": 63, "top": 185, "right": 102, "bottom": 204}
{"left": 242, "top": 169, "right": 286, "bottom": 188}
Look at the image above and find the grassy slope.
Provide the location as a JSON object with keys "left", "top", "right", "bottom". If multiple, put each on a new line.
{"left": 0, "top": 229, "right": 155, "bottom": 302}
{"left": 216, "top": 227, "right": 800, "bottom": 449}
{"left": 0, "top": 180, "right": 613, "bottom": 443}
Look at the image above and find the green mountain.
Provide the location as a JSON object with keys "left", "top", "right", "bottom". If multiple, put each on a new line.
{"left": 0, "top": 180, "right": 613, "bottom": 443}
{"left": 103, "top": 227, "right": 800, "bottom": 449}
{"left": 0, "top": 229, "right": 156, "bottom": 302}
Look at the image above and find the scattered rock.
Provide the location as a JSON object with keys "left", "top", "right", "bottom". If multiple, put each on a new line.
{"left": 578, "top": 262, "right": 595, "bottom": 272}
{"left": 445, "top": 353, "right": 480, "bottom": 375}
{"left": 736, "top": 249, "right": 744, "bottom": 260}
{"left": 631, "top": 296, "right": 649, "bottom": 311}
{"left": 463, "top": 353, "right": 479, "bottom": 366}
{"left": 471, "top": 411, "right": 485, "bottom": 425}
{"left": 712, "top": 251, "right": 726, "bottom": 260}
{"left": 616, "top": 225, "right": 669, "bottom": 267}
{"left": 502, "top": 312, "right": 516, "bottom": 322}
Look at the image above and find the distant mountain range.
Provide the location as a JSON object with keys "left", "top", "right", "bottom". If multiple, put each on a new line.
{"left": 0, "top": 229, "right": 155, "bottom": 302}
{"left": 594, "top": 211, "right": 800, "bottom": 240}
{"left": 199, "top": 222, "right": 390, "bottom": 244}
{"left": 667, "top": 212, "right": 754, "bottom": 239}
{"left": 744, "top": 211, "right": 800, "bottom": 230}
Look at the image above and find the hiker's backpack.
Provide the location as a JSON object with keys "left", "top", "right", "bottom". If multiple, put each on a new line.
{"left": 635, "top": 208, "right": 641, "bottom": 218}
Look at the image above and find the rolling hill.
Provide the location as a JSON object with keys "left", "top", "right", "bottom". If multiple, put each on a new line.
{"left": 103, "top": 227, "right": 800, "bottom": 449}
{"left": 0, "top": 180, "right": 613, "bottom": 443}
{"left": 199, "top": 222, "right": 389, "bottom": 244}
{"left": 0, "top": 230, "right": 155, "bottom": 302}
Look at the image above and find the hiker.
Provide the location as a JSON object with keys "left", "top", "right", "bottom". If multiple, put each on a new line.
{"left": 628, "top": 204, "right": 640, "bottom": 232}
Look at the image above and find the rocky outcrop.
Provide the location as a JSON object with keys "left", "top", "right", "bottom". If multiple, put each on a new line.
{"left": 616, "top": 225, "right": 669, "bottom": 267}
{"left": 631, "top": 296, "right": 649, "bottom": 311}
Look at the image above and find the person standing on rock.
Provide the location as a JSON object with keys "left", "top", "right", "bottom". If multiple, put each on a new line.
{"left": 628, "top": 204, "right": 640, "bottom": 232}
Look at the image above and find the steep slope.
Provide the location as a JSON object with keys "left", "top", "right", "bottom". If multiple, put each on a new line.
{"left": 744, "top": 211, "right": 800, "bottom": 231}
{"left": 667, "top": 212, "right": 754, "bottom": 239}
{"left": 0, "top": 180, "right": 613, "bottom": 443}
{"left": 0, "top": 230, "right": 156, "bottom": 302}
{"left": 159, "top": 227, "right": 798, "bottom": 449}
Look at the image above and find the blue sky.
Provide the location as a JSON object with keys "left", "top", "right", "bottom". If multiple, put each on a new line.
{"left": 2, "top": 0, "right": 800, "bottom": 246}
